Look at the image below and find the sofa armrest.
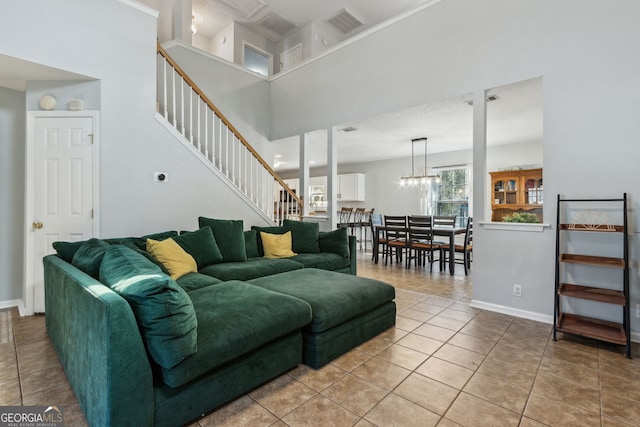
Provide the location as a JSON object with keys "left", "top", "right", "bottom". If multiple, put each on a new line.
{"left": 44, "top": 255, "right": 154, "bottom": 426}
{"left": 348, "top": 235, "right": 357, "bottom": 275}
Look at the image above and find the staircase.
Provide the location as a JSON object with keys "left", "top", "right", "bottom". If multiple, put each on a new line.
{"left": 156, "top": 43, "right": 301, "bottom": 224}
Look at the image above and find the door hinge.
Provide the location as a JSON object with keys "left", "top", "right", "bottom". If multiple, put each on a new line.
{"left": 90, "top": 209, "right": 94, "bottom": 219}
{"left": 88, "top": 133, "right": 94, "bottom": 144}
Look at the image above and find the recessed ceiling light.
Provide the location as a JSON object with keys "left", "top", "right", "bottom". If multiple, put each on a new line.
{"left": 274, "top": 154, "right": 282, "bottom": 158}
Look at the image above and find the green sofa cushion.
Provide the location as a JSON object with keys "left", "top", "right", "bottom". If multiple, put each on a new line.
{"left": 176, "top": 272, "right": 223, "bottom": 292}
{"left": 199, "top": 257, "right": 303, "bottom": 281}
{"left": 248, "top": 268, "right": 395, "bottom": 333}
{"left": 175, "top": 226, "right": 223, "bottom": 268}
{"left": 159, "top": 281, "right": 312, "bottom": 388}
{"left": 283, "top": 219, "right": 320, "bottom": 253}
{"left": 99, "top": 245, "right": 198, "bottom": 369}
{"left": 244, "top": 229, "right": 260, "bottom": 258}
{"left": 318, "top": 228, "right": 350, "bottom": 258}
{"left": 288, "top": 253, "right": 350, "bottom": 271}
{"left": 71, "top": 238, "right": 110, "bottom": 278}
{"left": 251, "top": 225, "right": 284, "bottom": 257}
{"left": 198, "top": 217, "right": 246, "bottom": 262}
{"left": 53, "top": 240, "right": 85, "bottom": 263}
{"left": 52, "top": 230, "right": 178, "bottom": 262}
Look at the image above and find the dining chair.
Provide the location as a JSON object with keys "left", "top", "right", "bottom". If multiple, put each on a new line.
{"left": 369, "top": 213, "right": 383, "bottom": 263}
{"left": 407, "top": 215, "right": 441, "bottom": 271}
{"left": 338, "top": 207, "right": 353, "bottom": 229}
{"left": 361, "top": 208, "right": 375, "bottom": 252}
{"left": 440, "top": 217, "right": 473, "bottom": 275}
{"left": 350, "top": 207, "right": 366, "bottom": 238}
{"left": 433, "top": 215, "right": 456, "bottom": 227}
{"left": 383, "top": 215, "right": 408, "bottom": 265}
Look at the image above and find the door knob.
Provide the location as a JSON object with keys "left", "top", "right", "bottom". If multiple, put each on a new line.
{"left": 32, "top": 221, "right": 44, "bottom": 229}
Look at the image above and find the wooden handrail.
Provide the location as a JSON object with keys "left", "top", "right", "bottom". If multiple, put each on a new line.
{"left": 157, "top": 42, "right": 303, "bottom": 207}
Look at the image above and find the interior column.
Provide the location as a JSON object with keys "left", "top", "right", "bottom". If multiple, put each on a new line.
{"left": 327, "top": 127, "right": 338, "bottom": 230}
{"left": 299, "top": 133, "right": 310, "bottom": 217}
{"left": 472, "top": 89, "right": 487, "bottom": 221}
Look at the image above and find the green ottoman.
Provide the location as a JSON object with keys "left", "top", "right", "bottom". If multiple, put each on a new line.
{"left": 248, "top": 268, "right": 396, "bottom": 368}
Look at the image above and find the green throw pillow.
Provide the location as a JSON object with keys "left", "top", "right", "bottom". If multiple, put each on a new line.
{"left": 318, "top": 228, "right": 350, "bottom": 258}
{"left": 251, "top": 225, "right": 285, "bottom": 257}
{"left": 53, "top": 240, "right": 85, "bottom": 263}
{"left": 244, "top": 229, "right": 260, "bottom": 258}
{"left": 283, "top": 219, "right": 320, "bottom": 253}
{"left": 71, "top": 238, "right": 110, "bottom": 278}
{"left": 99, "top": 245, "right": 198, "bottom": 369}
{"left": 198, "top": 217, "right": 246, "bottom": 262}
{"left": 175, "top": 226, "right": 223, "bottom": 268}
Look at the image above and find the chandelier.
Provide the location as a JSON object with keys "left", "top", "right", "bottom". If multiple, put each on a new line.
{"left": 400, "top": 137, "right": 440, "bottom": 186}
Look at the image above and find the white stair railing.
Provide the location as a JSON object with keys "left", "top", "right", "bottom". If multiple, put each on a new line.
{"left": 156, "top": 43, "right": 301, "bottom": 224}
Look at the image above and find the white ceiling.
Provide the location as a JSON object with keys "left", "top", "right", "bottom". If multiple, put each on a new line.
{"left": 272, "top": 77, "right": 543, "bottom": 171}
{"left": 189, "top": 0, "right": 431, "bottom": 43}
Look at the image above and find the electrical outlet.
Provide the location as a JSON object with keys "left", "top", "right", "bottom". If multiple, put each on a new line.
{"left": 154, "top": 172, "right": 168, "bottom": 182}
{"left": 636, "top": 303, "right": 640, "bottom": 318}
{"left": 513, "top": 284, "right": 522, "bottom": 297}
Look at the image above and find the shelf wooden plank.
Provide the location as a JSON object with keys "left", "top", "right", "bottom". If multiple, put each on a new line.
{"left": 559, "top": 283, "right": 626, "bottom": 305}
{"left": 560, "top": 254, "right": 625, "bottom": 268}
{"left": 560, "top": 224, "right": 624, "bottom": 232}
{"left": 557, "top": 313, "right": 627, "bottom": 345}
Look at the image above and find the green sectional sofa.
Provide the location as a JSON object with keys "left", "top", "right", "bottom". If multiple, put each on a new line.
{"left": 44, "top": 218, "right": 395, "bottom": 426}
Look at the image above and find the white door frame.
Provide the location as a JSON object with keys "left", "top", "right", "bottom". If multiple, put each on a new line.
{"left": 23, "top": 110, "right": 100, "bottom": 315}
{"left": 242, "top": 41, "right": 273, "bottom": 77}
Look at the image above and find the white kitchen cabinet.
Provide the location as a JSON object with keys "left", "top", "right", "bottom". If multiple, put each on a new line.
{"left": 338, "top": 173, "right": 365, "bottom": 202}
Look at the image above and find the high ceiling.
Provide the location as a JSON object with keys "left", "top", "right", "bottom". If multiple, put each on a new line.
{"left": 272, "top": 77, "right": 543, "bottom": 171}
{"left": 189, "top": 0, "right": 431, "bottom": 43}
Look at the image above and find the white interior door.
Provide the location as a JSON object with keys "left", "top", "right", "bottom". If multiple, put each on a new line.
{"left": 26, "top": 113, "right": 97, "bottom": 313}
{"left": 280, "top": 43, "right": 302, "bottom": 72}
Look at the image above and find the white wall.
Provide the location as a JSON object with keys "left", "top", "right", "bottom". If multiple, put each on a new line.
{"left": 270, "top": 0, "right": 640, "bottom": 334}
{"left": 209, "top": 22, "right": 234, "bottom": 63}
{"left": 0, "top": 87, "right": 25, "bottom": 304}
{"left": 25, "top": 80, "right": 100, "bottom": 111}
{"left": 0, "top": 0, "right": 275, "bottom": 307}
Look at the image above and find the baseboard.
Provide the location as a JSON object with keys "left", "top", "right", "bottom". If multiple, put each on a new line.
{"left": 0, "top": 299, "right": 22, "bottom": 311}
{"left": 471, "top": 299, "right": 640, "bottom": 343}
{"left": 470, "top": 299, "right": 554, "bottom": 325}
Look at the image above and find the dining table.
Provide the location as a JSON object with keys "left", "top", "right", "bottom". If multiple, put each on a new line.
{"left": 373, "top": 224, "right": 466, "bottom": 275}
{"left": 433, "top": 225, "right": 467, "bottom": 275}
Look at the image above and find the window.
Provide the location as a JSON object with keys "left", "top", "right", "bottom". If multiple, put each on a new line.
{"left": 243, "top": 42, "right": 272, "bottom": 77}
{"left": 431, "top": 166, "right": 470, "bottom": 227}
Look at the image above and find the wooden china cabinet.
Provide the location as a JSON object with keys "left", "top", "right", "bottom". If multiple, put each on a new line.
{"left": 489, "top": 168, "right": 543, "bottom": 222}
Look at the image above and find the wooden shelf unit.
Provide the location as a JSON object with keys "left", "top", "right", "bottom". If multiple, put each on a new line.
{"left": 553, "top": 194, "right": 630, "bottom": 358}
{"left": 490, "top": 168, "right": 542, "bottom": 222}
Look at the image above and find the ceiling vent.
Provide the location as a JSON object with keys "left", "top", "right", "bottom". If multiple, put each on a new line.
{"left": 328, "top": 9, "right": 364, "bottom": 34}
{"left": 220, "top": 0, "right": 266, "bottom": 18}
{"left": 338, "top": 126, "right": 358, "bottom": 133}
{"left": 258, "top": 12, "right": 296, "bottom": 36}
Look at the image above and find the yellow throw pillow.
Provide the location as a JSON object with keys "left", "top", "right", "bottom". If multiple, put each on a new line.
{"left": 260, "top": 231, "right": 297, "bottom": 259}
{"left": 146, "top": 238, "right": 197, "bottom": 280}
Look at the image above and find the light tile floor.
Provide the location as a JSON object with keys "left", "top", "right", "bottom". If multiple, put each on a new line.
{"left": 1, "top": 251, "right": 639, "bottom": 426}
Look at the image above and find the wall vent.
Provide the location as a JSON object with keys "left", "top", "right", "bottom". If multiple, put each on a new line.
{"left": 328, "top": 9, "right": 364, "bottom": 34}
{"left": 258, "top": 12, "right": 296, "bottom": 36}
{"left": 220, "top": 0, "right": 266, "bottom": 18}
